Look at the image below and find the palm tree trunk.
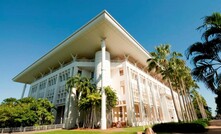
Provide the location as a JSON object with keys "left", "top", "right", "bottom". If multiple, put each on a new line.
{"left": 181, "top": 78, "right": 194, "bottom": 122}
{"left": 184, "top": 90, "right": 193, "bottom": 121}
{"left": 189, "top": 93, "right": 197, "bottom": 121}
{"left": 197, "top": 96, "right": 207, "bottom": 119}
{"left": 92, "top": 107, "right": 94, "bottom": 129}
{"left": 200, "top": 97, "right": 207, "bottom": 119}
{"left": 168, "top": 79, "right": 181, "bottom": 122}
{"left": 176, "top": 87, "right": 185, "bottom": 121}
{"left": 180, "top": 79, "right": 192, "bottom": 122}
{"left": 187, "top": 92, "right": 198, "bottom": 120}
{"left": 90, "top": 107, "right": 93, "bottom": 128}
{"left": 180, "top": 89, "right": 188, "bottom": 121}
{"left": 196, "top": 95, "right": 204, "bottom": 118}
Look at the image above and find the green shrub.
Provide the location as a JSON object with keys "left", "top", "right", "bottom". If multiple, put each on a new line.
{"left": 192, "top": 119, "right": 209, "bottom": 127}
{"left": 152, "top": 122, "right": 206, "bottom": 133}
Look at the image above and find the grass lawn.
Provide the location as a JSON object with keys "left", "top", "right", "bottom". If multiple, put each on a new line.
{"left": 35, "top": 126, "right": 145, "bottom": 134}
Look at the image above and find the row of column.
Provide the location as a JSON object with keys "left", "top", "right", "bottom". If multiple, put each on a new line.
{"left": 124, "top": 62, "right": 175, "bottom": 126}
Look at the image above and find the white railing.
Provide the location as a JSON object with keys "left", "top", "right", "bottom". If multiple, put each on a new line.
{"left": 0, "top": 124, "right": 64, "bottom": 133}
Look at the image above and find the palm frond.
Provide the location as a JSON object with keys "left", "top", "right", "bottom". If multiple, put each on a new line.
{"left": 202, "top": 27, "right": 221, "bottom": 41}
{"left": 186, "top": 42, "right": 204, "bottom": 59}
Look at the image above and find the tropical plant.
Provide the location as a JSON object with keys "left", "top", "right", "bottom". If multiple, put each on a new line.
{"left": 182, "top": 74, "right": 199, "bottom": 121}
{"left": 147, "top": 44, "right": 200, "bottom": 122}
{"left": 186, "top": 12, "right": 221, "bottom": 93}
{"left": 65, "top": 75, "right": 93, "bottom": 128}
{"left": 191, "top": 89, "right": 212, "bottom": 119}
{"left": 147, "top": 44, "right": 182, "bottom": 122}
{"left": 186, "top": 12, "right": 221, "bottom": 115}
{"left": 65, "top": 75, "right": 117, "bottom": 129}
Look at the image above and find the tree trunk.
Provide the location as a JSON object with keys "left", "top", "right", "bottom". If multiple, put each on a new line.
{"left": 183, "top": 90, "right": 193, "bottom": 121}
{"left": 92, "top": 107, "right": 96, "bottom": 129}
{"left": 90, "top": 107, "right": 93, "bottom": 128}
{"left": 197, "top": 96, "right": 207, "bottom": 119}
{"left": 180, "top": 89, "right": 188, "bottom": 121}
{"left": 168, "top": 79, "right": 181, "bottom": 122}
{"left": 180, "top": 79, "right": 191, "bottom": 122}
{"left": 187, "top": 92, "right": 198, "bottom": 120}
{"left": 176, "top": 87, "right": 185, "bottom": 121}
{"left": 181, "top": 89, "right": 191, "bottom": 121}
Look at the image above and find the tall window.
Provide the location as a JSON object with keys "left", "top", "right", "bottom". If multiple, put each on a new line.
{"left": 78, "top": 70, "right": 82, "bottom": 76}
{"left": 119, "top": 69, "right": 124, "bottom": 76}
{"left": 120, "top": 81, "right": 125, "bottom": 95}
{"left": 31, "top": 84, "right": 38, "bottom": 94}
{"left": 59, "top": 69, "right": 70, "bottom": 82}
{"left": 91, "top": 72, "right": 94, "bottom": 79}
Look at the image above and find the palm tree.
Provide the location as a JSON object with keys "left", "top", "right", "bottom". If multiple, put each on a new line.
{"left": 186, "top": 12, "right": 221, "bottom": 115}
{"left": 181, "top": 73, "right": 198, "bottom": 121}
{"left": 175, "top": 64, "right": 198, "bottom": 121}
{"left": 198, "top": 12, "right": 221, "bottom": 42}
{"left": 65, "top": 75, "right": 93, "bottom": 128}
{"left": 66, "top": 74, "right": 117, "bottom": 129}
{"left": 176, "top": 69, "right": 189, "bottom": 121}
{"left": 186, "top": 12, "right": 221, "bottom": 94}
{"left": 191, "top": 89, "right": 208, "bottom": 119}
{"left": 183, "top": 77, "right": 199, "bottom": 120}
{"left": 79, "top": 89, "right": 101, "bottom": 128}
{"left": 147, "top": 44, "right": 182, "bottom": 122}
{"left": 78, "top": 86, "right": 117, "bottom": 128}
{"left": 166, "top": 52, "right": 192, "bottom": 122}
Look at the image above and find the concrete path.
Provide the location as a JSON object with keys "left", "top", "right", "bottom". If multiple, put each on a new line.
{"left": 205, "top": 120, "right": 221, "bottom": 134}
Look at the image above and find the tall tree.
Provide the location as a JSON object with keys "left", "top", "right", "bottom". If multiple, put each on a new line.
{"left": 65, "top": 75, "right": 93, "bottom": 128}
{"left": 169, "top": 52, "right": 191, "bottom": 121}
{"left": 66, "top": 75, "right": 117, "bottom": 129}
{"left": 182, "top": 72, "right": 199, "bottom": 121}
{"left": 147, "top": 44, "right": 182, "bottom": 122}
{"left": 186, "top": 12, "right": 221, "bottom": 115}
{"left": 78, "top": 86, "right": 117, "bottom": 128}
{"left": 191, "top": 89, "right": 212, "bottom": 119}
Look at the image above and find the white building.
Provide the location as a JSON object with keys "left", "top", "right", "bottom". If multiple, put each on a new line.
{"left": 13, "top": 10, "right": 180, "bottom": 128}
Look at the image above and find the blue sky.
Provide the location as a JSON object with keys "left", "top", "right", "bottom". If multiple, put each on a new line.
{"left": 0, "top": 0, "right": 220, "bottom": 115}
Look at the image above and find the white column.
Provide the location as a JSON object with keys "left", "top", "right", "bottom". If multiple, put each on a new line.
{"left": 149, "top": 82, "right": 158, "bottom": 123}
{"left": 144, "top": 79, "right": 151, "bottom": 124}
{"left": 21, "top": 84, "right": 27, "bottom": 99}
{"left": 124, "top": 61, "right": 132, "bottom": 126}
{"left": 137, "top": 74, "right": 144, "bottom": 127}
{"left": 161, "top": 90, "right": 170, "bottom": 122}
{"left": 101, "top": 39, "right": 107, "bottom": 130}
{"left": 28, "top": 86, "right": 32, "bottom": 97}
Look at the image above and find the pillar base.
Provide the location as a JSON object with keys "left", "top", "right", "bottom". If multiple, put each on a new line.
{"left": 101, "top": 118, "right": 107, "bottom": 130}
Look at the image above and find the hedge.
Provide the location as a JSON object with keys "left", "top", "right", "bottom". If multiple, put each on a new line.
{"left": 152, "top": 122, "right": 206, "bottom": 133}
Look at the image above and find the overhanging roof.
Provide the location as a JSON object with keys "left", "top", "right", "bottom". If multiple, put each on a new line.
{"left": 13, "top": 10, "right": 152, "bottom": 84}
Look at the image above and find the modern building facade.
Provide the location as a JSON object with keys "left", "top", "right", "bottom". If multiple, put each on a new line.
{"left": 13, "top": 10, "right": 180, "bottom": 128}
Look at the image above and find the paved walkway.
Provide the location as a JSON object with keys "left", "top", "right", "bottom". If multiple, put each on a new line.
{"left": 205, "top": 120, "right": 221, "bottom": 134}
